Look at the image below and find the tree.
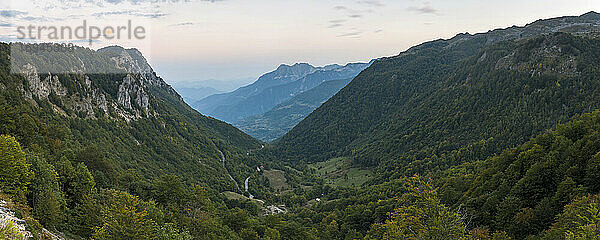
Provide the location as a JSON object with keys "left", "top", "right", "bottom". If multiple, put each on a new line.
{"left": 155, "top": 223, "right": 193, "bottom": 240}
{"left": 565, "top": 202, "right": 600, "bottom": 240}
{"left": 69, "top": 195, "right": 103, "bottom": 239}
{"left": 543, "top": 194, "right": 600, "bottom": 239}
{"left": 28, "top": 154, "right": 66, "bottom": 227}
{"left": 366, "top": 175, "right": 470, "bottom": 240}
{"left": 0, "top": 135, "right": 32, "bottom": 201}
{"left": 0, "top": 219, "right": 24, "bottom": 240}
{"left": 92, "top": 190, "right": 156, "bottom": 240}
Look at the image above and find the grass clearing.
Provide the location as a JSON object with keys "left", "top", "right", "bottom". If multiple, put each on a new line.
{"left": 262, "top": 169, "right": 291, "bottom": 192}
{"left": 309, "top": 157, "right": 372, "bottom": 188}
{"left": 222, "top": 191, "right": 248, "bottom": 200}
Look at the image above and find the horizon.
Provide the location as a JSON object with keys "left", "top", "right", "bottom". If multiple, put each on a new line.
{"left": 1, "top": 0, "right": 599, "bottom": 85}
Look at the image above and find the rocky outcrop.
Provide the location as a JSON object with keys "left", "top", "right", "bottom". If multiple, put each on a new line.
{"left": 117, "top": 75, "right": 150, "bottom": 117}
{"left": 0, "top": 200, "right": 32, "bottom": 239}
{"left": 13, "top": 44, "right": 181, "bottom": 121}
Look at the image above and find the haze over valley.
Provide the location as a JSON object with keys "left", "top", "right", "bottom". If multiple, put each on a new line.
{"left": 0, "top": 1, "right": 600, "bottom": 240}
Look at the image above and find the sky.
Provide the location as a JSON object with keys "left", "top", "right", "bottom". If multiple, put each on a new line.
{"left": 1, "top": 0, "right": 599, "bottom": 85}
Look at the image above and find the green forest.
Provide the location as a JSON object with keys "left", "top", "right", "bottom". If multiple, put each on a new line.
{"left": 2, "top": 13, "right": 600, "bottom": 240}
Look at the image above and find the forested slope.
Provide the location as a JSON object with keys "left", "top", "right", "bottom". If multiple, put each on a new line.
{"left": 276, "top": 12, "right": 600, "bottom": 179}
{"left": 0, "top": 42, "right": 279, "bottom": 239}
{"left": 260, "top": 111, "right": 600, "bottom": 240}
{"left": 236, "top": 78, "right": 353, "bottom": 142}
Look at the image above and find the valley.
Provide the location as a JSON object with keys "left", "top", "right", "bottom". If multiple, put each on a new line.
{"left": 1, "top": 10, "right": 600, "bottom": 240}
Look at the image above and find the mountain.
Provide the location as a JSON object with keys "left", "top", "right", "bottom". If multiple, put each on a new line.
{"left": 265, "top": 109, "right": 600, "bottom": 240}
{"left": 174, "top": 78, "right": 255, "bottom": 92}
{"left": 235, "top": 77, "right": 353, "bottom": 142}
{"left": 439, "top": 110, "right": 600, "bottom": 239}
{"left": 172, "top": 86, "right": 222, "bottom": 104}
{"left": 171, "top": 78, "right": 256, "bottom": 104}
{"left": 192, "top": 61, "right": 372, "bottom": 123}
{"left": 1, "top": 43, "right": 261, "bottom": 191}
{"left": 274, "top": 12, "right": 600, "bottom": 178}
{"left": 4, "top": 12, "right": 600, "bottom": 240}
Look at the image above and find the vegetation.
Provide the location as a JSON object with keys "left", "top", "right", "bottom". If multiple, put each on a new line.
{"left": 0, "top": 219, "right": 24, "bottom": 240}
{"left": 275, "top": 32, "right": 600, "bottom": 183}
{"left": 236, "top": 78, "right": 353, "bottom": 142}
{"left": 2, "top": 13, "right": 600, "bottom": 240}
{"left": 366, "top": 176, "right": 471, "bottom": 240}
{"left": 309, "top": 157, "right": 372, "bottom": 188}
{"left": 0, "top": 135, "right": 32, "bottom": 201}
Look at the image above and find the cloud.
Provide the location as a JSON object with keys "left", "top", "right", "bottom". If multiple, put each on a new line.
{"left": 0, "top": 21, "right": 15, "bottom": 27}
{"left": 0, "top": 10, "right": 27, "bottom": 18}
{"left": 337, "top": 32, "right": 361, "bottom": 37}
{"left": 49, "top": 0, "right": 222, "bottom": 8}
{"left": 348, "top": 14, "right": 362, "bottom": 18}
{"left": 21, "top": 16, "right": 66, "bottom": 22}
{"left": 92, "top": 10, "right": 168, "bottom": 18}
{"left": 170, "top": 22, "right": 194, "bottom": 27}
{"left": 329, "top": 19, "right": 346, "bottom": 24}
{"left": 137, "top": 12, "right": 168, "bottom": 18}
{"left": 407, "top": 4, "right": 438, "bottom": 14}
{"left": 67, "top": 14, "right": 86, "bottom": 19}
{"left": 328, "top": 23, "right": 343, "bottom": 28}
{"left": 92, "top": 10, "right": 133, "bottom": 17}
{"left": 357, "top": 0, "right": 384, "bottom": 7}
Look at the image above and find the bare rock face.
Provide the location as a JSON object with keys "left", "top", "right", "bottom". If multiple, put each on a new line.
{"left": 25, "top": 72, "right": 68, "bottom": 99}
{"left": 117, "top": 75, "right": 150, "bottom": 118}
{"left": 0, "top": 200, "right": 33, "bottom": 239}
{"left": 0, "top": 199, "right": 70, "bottom": 240}
{"left": 20, "top": 64, "right": 111, "bottom": 119}
{"left": 13, "top": 44, "right": 181, "bottom": 121}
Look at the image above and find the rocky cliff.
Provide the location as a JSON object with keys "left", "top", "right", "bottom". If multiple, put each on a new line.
{"left": 12, "top": 44, "right": 180, "bottom": 121}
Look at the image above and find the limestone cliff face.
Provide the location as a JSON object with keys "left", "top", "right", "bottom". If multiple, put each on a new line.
{"left": 15, "top": 45, "right": 180, "bottom": 121}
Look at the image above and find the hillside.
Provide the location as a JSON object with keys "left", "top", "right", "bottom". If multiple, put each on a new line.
{"left": 1, "top": 43, "right": 261, "bottom": 192}
{"left": 193, "top": 62, "right": 372, "bottom": 123}
{"left": 275, "top": 12, "right": 600, "bottom": 180}
{"left": 265, "top": 110, "right": 600, "bottom": 240}
{"left": 235, "top": 77, "right": 353, "bottom": 142}
{"left": 439, "top": 110, "right": 600, "bottom": 239}
{"left": 2, "top": 11, "right": 600, "bottom": 240}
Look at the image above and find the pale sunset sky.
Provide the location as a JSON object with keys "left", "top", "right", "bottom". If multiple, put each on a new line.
{"left": 1, "top": 0, "right": 599, "bottom": 84}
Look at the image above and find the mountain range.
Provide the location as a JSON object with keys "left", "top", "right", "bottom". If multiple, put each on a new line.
{"left": 276, "top": 11, "right": 600, "bottom": 172}
{"left": 2, "top": 43, "right": 262, "bottom": 192}
{"left": 235, "top": 77, "right": 353, "bottom": 142}
{"left": 2, "top": 11, "right": 600, "bottom": 240}
{"left": 171, "top": 78, "right": 256, "bottom": 104}
{"left": 192, "top": 61, "right": 372, "bottom": 124}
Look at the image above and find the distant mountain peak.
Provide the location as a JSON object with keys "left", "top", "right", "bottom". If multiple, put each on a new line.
{"left": 193, "top": 60, "right": 373, "bottom": 123}
{"left": 276, "top": 63, "right": 315, "bottom": 71}
{"left": 581, "top": 11, "right": 600, "bottom": 19}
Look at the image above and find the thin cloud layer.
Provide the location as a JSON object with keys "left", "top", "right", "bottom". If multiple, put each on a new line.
{"left": 407, "top": 4, "right": 439, "bottom": 14}
{"left": 92, "top": 10, "right": 168, "bottom": 18}
{"left": 337, "top": 32, "right": 361, "bottom": 37}
{"left": 0, "top": 10, "right": 27, "bottom": 18}
{"left": 357, "top": 0, "right": 385, "bottom": 7}
{"left": 329, "top": 1, "right": 385, "bottom": 38}
{"left": 170, "top": 22, "right": 194, "bottom": 27}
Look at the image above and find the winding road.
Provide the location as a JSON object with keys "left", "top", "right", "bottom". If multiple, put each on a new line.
{"left": 218, "top": 149, "right": 240, "bottom": 193}
{"left": 243, "top": 145, "right": 264, "bottom": 198}
{"left": 245, "top": 177, "right": 254, "bottom": 199}
{"left": 219, "top": 145, "right": 265, "bottom": 197}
